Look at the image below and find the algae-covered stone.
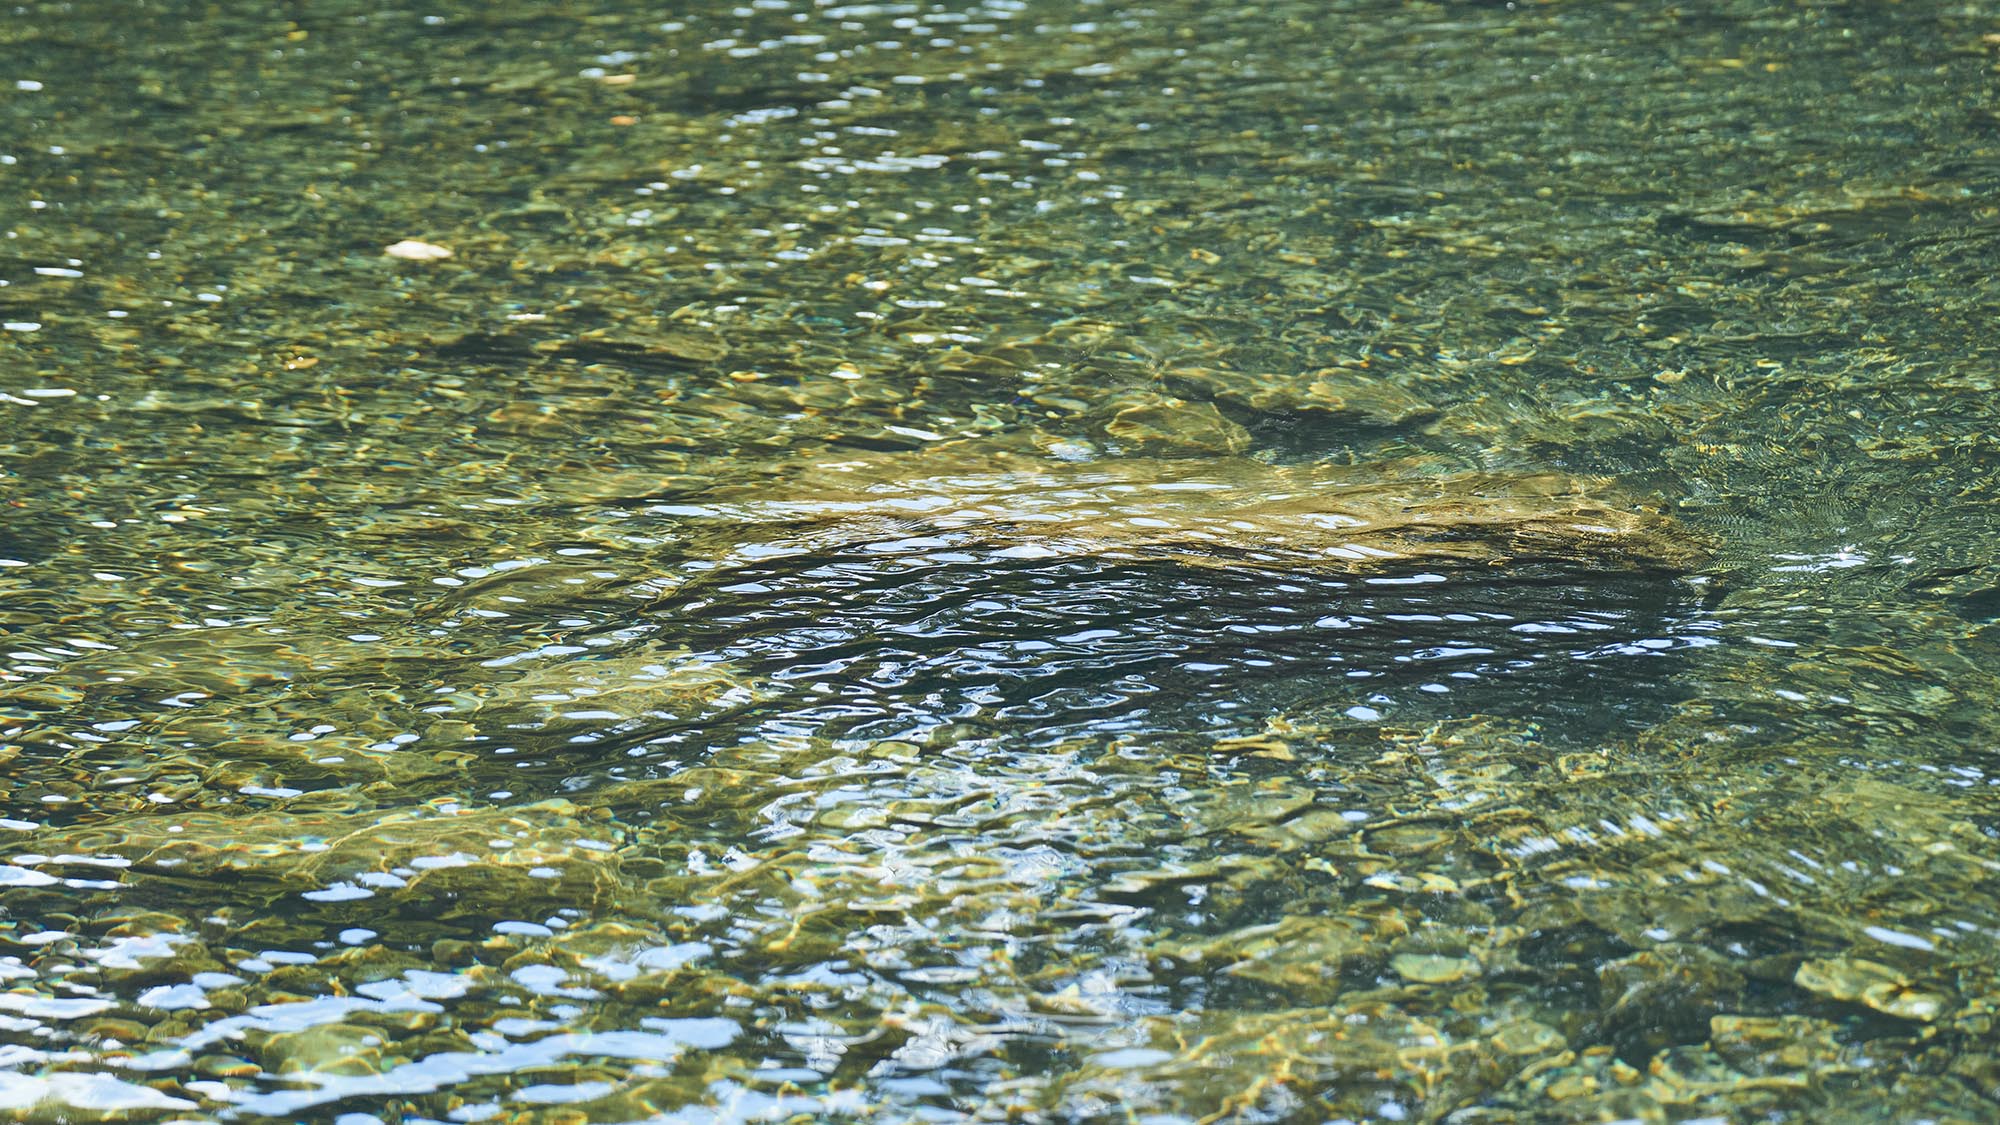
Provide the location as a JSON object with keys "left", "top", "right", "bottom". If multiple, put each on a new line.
{"left": 679, "top": 441, "right": 1710, "bottom": 577}
{"left": 1390, "top": 952, "right": 1481, "bottom": 984}
{"left": 1102, "top": 395, "right": 1252, "bottom": 454}
{"left": 464, "top": 650, "right": 769, "bottom": 730}
{"left": 1795, "top": 957, "right": 1950, "bottom": 1023}
{"left": 1708, "top": 1014, "right": 1854, "bottom": 1076}
{"left": 1099, "top": 856, "right": 1260, "bottom": 901}
{"left": 15, "top": 797, "right": 627, "bottom": 935}
{"left": 1206, "top": 915, "right": 1378, "bottom": 1000}
{"left": 1164, "top": 364, "right": 1439, "bottom": 429}
{"left": 261, "top": 1022, "right": 387, "bottom": 1076}
{"left": 1490, "top": 1019, "right": 1568, "bottom": 1057}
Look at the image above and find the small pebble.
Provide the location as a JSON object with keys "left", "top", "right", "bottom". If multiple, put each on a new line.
{"left": 384, "top": 239, "right": 453, "bottom": 261}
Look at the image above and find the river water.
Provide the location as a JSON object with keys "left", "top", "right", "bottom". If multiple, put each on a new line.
{"left": 3, "top": 1, "right": 1999, "bottom": 1121}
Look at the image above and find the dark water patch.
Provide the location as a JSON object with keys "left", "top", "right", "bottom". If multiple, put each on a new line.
{"left": 635, "top": 553, "right": 1719, "bottom": 749}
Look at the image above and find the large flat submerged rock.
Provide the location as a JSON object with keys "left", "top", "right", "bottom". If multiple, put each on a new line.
{"left": 671, "top": 449, "right": 1710, "bottom": 575}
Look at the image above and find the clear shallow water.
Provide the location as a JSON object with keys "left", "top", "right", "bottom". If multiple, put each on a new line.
{"left": 3, "top": 0, "right": 2000, "bottom": 1121}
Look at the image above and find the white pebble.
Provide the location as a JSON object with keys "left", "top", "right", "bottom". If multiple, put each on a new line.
{"left": 384, "top": 239, "right": 453, "bottom": 261}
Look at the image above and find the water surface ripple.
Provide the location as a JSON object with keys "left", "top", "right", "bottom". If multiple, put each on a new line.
{"left": 3, "top": 0, "right": 2000, "bottom": 1121}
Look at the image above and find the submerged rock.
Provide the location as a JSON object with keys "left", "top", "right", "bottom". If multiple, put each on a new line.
{"left": 382, "top": 239, "right": 453, "bottom": 261}
{"left": 1391, "top": 952, "right": 1481, "bottom": 984}
{"left": 1794, "top": 956, "right": 1950, "bottom": 1023}
{"left": 1165, "top": 364, "right": 1440, "bottom": 430}
{"left": 1102, "top": 394, "right": 1253, "bottom": 454}
{"left": 675, "top": 445, "right": 1709, "bottom": 576}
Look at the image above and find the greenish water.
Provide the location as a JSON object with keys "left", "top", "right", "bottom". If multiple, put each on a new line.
{"left": 3, "top": 0, "right": 2000, "bottom": 1120}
